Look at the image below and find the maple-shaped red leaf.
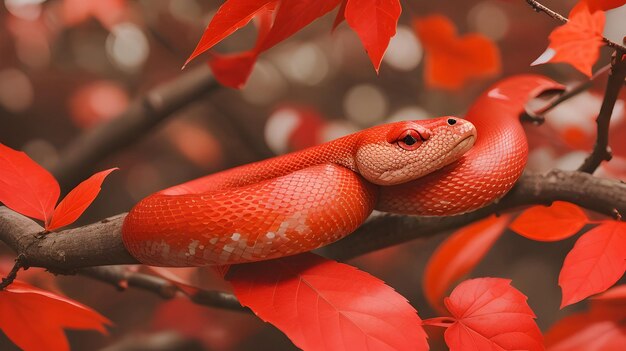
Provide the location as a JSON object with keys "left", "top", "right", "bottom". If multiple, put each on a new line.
{"left": 47, "top": 168, "right": 117, "bottom": 231}
{"left": 0, "top": 280, "right": 111, "bottom": 351}
{"left": 545, "top": 285, "right": 626, "bottom": 351}
{"left": 413, "top": 14, "right": 501, "bottom": 90}
{"left": 228, "top": 253, "right": 429, "bottom": 351}
{"left": 510, "top": 202, "right": 588, "bottom": 241}
{"left": 559, "top": 220, "right": 626, "bottom": 307}
{"left": 424, "top": 215, "right": 510, "bottom": 313}
{"left": 584, "top": 0, "right": 626, "bottom": 11}
{"left": 0, "top": 143, "right": 59, "bottom": 224}
{"left": 425, "top": 278, "right": 543, "bottom": 351}
{"left": 344, "top": 0, "right": 401, "bottom": 72}
{"left": 532, "top": 3, "right": 605, "bottom": 77}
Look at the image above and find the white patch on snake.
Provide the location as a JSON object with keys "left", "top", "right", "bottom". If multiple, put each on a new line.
{"left": 209, "top": 237, "right": 218, "bottom": 245}
{"left": 223, "top": 245, "right": 235, "bottom": 253}
{"left": 188, "top": 240, "right": 200, "bottom": 256}
{"left": 487, "top": 88, "right": 509, "bottom": 100}
{"left": 160, "top": 242, "right": 170, "bottom": 258}
{"left": 266, "top": 232, "right": 276, "bottom": 239}
{"left": 231, "top": 232, "right": 241, "bottom": 241}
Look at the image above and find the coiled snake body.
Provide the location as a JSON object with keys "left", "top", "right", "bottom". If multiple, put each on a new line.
{"left": 122, "top": 75, "right": 559, "bottom": 266}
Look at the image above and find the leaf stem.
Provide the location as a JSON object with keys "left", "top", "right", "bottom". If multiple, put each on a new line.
{"left": 0, "top": 254, "right": 26, "bottom": 290}
{"left": 422, "top": 316, "right": 455, "bottom": 328}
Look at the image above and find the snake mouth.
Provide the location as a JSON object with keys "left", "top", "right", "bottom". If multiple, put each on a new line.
{"left": 453, "top": 134, "right": 476, "bottom": 154}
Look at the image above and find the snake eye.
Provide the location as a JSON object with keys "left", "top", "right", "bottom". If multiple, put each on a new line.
{"left": 397, "top": 130, "right": 422, "bottom": 151}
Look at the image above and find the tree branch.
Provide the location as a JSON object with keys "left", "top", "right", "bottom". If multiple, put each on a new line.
{"left": 578, "top": 53, "right": 626, "bottom": 173}
{"left": 50, "top": 65, "right": 218, "bottom": 190}
{"left": 2, "top": 169, "right": 625, "bottom": 268}
{"left": 1, "top": 169, "right": 625, "bottom": 310}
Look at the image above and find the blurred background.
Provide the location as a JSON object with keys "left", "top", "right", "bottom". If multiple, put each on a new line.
{"left": 1, "top": 0, "right": 625, "bottom": 350}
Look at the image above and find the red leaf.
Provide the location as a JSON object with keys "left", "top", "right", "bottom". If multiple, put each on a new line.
{"left": 0, "top": 280, "right": 110, "bottom": 351}
{"left": 545, "top": 286, "right": 626, "bottom": 351}
{"left": 532, "top": 3, "right": 605, "bottom": 77}
{"left": 584, "top": 0, "right": 626, "bottom": 11}
{"left": 206, "top": 3, "right": 274, "bottom": 88}
{"left": 153, "top": 297, "right": 262, "bottom": 350}
{"left": 344, "top": 0, "right": 401, "bottom": 72}
{"left": 332, "top": 0, "right": 348, "bottom": 30}
{"left": 228, "top": 253, "right": 428, "bottom": 351}
{"left": 510, "top": 202, "right": 589, "bottom": 241}
{"left": 46, "top": 168, "right": 117, "bottom": 231}
{"left": 413, "top": 14, "right": 501, "bottom": 90}
{"left": 424, "top": 215, "right": 510, "bottom": 313}
{"left": 559, "top": 221, "right": 626, "bottom": 307}
{"left": 184, "top": 0, "right": 275, "bottom": 66}
{"left": 545, "top": 312, "right": 625, "bottom": 351}
{"left": 258, "top": 0, "right": 342, "bottom": 52}
{"left": 0, "top": 143, "right": 59, "bottom": 224}
{"left": 430, "top": 278, "right": 543, "bottom": 351}
{"left": 208, "top": 52, "right": 259, "bottom": 89}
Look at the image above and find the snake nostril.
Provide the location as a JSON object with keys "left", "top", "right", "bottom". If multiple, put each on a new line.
{"left": 447, "top": 118, "right": 457, "bottom": 125}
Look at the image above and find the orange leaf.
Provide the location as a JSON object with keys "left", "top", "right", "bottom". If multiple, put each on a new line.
{"left": 332, "top": 0, "right": 348, "bottom": 30}
{"left": 510, "top": 202, "right": 589, "bottom": 241}
{"left": 413, "top": 14, "right": 501, "bottom": 90}
{"left": 0, "top": 143, "right": 59, "bottom": 224}
{"left": 559, "top": 221, "right": 626, "bottom": 308}
{"left": 46, "top": 168, "right": 117, "bottom": 231}
{"left": 428, "top": 278, "right": 543, "bottom": 351}
{"left": 423, "top": 215, "right": 510, "bottom": 313}
{"left": 0, "top": 280, "right": 110, "bottom": 351}
{"left": 532, "top": 3, "right": 605, "bottom": 77}
{"left": 345, "top": 0, "right": 402, "bottom": 72}
{"left": 228, "top": 253, "right": 429, "bottom": 351}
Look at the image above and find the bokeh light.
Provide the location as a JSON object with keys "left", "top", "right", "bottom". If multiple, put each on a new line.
{"left": 106, "top": 22, "right": 150, "bottom": 72}
{"left": 343, "top": 84, "right": 388, "bottom": 125}
{"left": 0, "top": 68, "right": 34, "bottom": 113}
{"left": 383, "top": 25, "right": 423, "bottom": 71}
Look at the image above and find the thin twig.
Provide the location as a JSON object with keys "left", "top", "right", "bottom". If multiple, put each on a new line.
{"left": 578, "top": 53, "right": 626, "bottom": 173}
{"left": 521, "top": 64, "right": 611, "bottom": 123}
{"left": 0, "top": 254, "right": 26, "bottom": 290}
{"left": 525, "top": 0, "right": 626, "bottom": 52}
{"left": 79, "top": 266, "right": 247, "bottom": 312}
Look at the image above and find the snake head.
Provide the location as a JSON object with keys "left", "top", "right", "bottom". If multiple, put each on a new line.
{"left": 355, "top": 116, "right": 477, "bottom": 185}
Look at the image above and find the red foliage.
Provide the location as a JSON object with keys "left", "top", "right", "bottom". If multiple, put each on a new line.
{"left": 228, "top": 253, "right": 429, "bottom": 351}
{"left": 545, "top": 285, "right": 626, "bottom": 351}
{"left": 344, "top": 0, "right": 401, "bottom": 72}
{"left": 187, "top": 0, "right": 402, "bottom": 87}
{"left": 424, "top": 215, "right": 510, "bottom": 313}
{"left": 47, "top": 168, "right": 118, "bottom": 231}
{"left": 559, "top": 220, "right": 626, "bottom": 307}
{"left": 0, "top": 280, "right": 110, "bottom": 351}
{"left": 424, "top": 278, "right": 543, "bottom": 351}
{"left": 0, "top": 143, "right": 116, "bottom": 231}
{"left": 510, "top": 202, "right": 589, "bottom": 241}
{"left": 413, "top": 14, "right": 501, "bottom": 90}
{"left": 0, "top": 143, "right": 59, "bottom": 224}
{"left": 533, "top": 3, "right": 605, "bottom": 77}
{"left": 584, "top": 0, "right": 626, "bottom": 11}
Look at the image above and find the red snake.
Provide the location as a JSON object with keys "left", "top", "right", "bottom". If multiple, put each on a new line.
{"left": 122, "top": 75, "right": 561, "bottom": 266}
